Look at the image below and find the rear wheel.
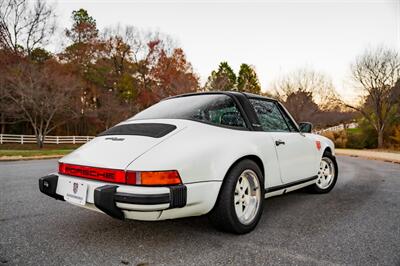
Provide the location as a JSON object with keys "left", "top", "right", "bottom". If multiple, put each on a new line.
{"left": 209, "top": 159, "right": 264, "bottom": 234}
{"left": 309, "top": 151, "right": 338, "bottom": 193}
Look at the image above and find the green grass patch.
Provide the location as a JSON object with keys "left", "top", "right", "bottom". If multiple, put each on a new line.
{"left": 0, "top": 149, "right": 73, "bottom": 157}
{"left": 0, "top": 143, "right": 82, "bottom": 150}
{"left": 0, "top": 144, "right": 81, "bottom": 157}
{"left": 346, "top": 128, "right": 362, "bottom": 134}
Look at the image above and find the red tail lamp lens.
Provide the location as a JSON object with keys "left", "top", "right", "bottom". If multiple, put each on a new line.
{"left": 126, "top": 171, "right": 182, "bottom": 186}
{"left": 58, "top": 163, "right": 126, "bottom": 183}
{"left": 59, "top": 163, "right": 182, "bottom": 186}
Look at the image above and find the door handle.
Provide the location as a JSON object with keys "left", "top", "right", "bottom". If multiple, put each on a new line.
{"left": 275, "top": 140, "right": 285, "bottom": 146}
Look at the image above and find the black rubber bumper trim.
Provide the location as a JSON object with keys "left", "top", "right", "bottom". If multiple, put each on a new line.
{"left": 114, "top": 192, "right": 170, "bottom": 205}
{"left": 266, "top": 175, "right": 318, "bottom": 193}
{"left": 39, "top": 174, "right": 64, "bottom": 201}
{"left": 169, "top": 185, "right": 187, "bottom": 208}
{"left": 94, "top": 185, "right": 124, "bottom": 220}
{"left": 94, "top": 184, "right": 187, "bottom": 220}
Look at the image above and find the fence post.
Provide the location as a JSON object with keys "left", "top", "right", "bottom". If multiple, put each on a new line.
{"left": 73, "top": 136, "right": 76, "bottom": 144}
{"left": 21, "top": 135, "right": 24, "bottom": 144}
{"left": 0, "top": 134, "right": 2, "bottom": 144}
{"left": 56, "top": 136, "right": 59, "bottom": 145}
{"left": 86, "top": 136, "right": 89, "bottom": 142}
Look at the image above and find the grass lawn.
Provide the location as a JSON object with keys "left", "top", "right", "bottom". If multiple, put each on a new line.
{"left": 0, "top": 144, "right": 81, "bottom": 157}
{"left": 0, "top": 149, "right": 73, "bottom": 157}
{"left": 346, "top": 128, "right": 362, "bottom": 134}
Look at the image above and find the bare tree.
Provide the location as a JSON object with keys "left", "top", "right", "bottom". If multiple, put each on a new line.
{"left": 273, "top": 68, "right": 338, "bottom": 109}
{"left": 0, "top": 0, "right": 56, "bottom": 55}
{"left": 346, "top": 47, "right": 400, "bottom": 148}
{"left": 4, "top": 60, "right": 80, "bottom": 147}
{"left": 96, "top": 89, "right": 130, "bottom": 130}
{"left": 0, "top": 50, "right": 23, "bottom": 133}
{"left": 272, "top": 68, "right": 344, "bottom": 127}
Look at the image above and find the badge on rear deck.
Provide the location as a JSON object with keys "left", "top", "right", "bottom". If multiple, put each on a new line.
{"left": 105, "top": 137, "right": 125, "bottom": 141}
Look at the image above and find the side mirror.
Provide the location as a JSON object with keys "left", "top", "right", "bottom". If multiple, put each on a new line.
{"left": 299, "top": 122, "right": 313, "bottom": 133}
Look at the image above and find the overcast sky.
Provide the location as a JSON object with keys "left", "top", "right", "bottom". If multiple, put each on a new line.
{"left": 50, "top": 0, "right": 399, "bottom": 101}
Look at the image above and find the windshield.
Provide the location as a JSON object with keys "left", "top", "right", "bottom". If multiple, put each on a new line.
{"left": 131, "top": 94, "right": 247, "bottom": 129}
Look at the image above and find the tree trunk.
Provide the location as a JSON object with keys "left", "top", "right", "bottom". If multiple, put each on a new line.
{"left": 36, "top": 134, "right": 44, "bottom": 149}
{"left": 377, "top": 130, "right": 384, "bottom": 149}
{"left": 0, "top": 113, "right": 5, "bottom": 134}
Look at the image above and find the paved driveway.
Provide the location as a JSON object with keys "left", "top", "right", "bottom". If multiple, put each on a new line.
{"left": 0, "top": 156, "right": 399, "bottom": 265}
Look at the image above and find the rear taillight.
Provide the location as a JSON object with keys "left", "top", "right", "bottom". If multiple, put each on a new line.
{"left": 58, "top": 163, "right": 126, "bottom": 183}
{"left": 59, "top": 162, "right": 182, "bottom": 186}
{"left": 126, "top": 171, "right": 182, "bottom": 186}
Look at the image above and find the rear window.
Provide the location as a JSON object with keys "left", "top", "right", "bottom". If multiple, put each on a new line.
{"left": 131, "top": 94, "right": 247, "bottom": 129}
{"left": 98, "top": 123, "right": 176, "bottom": 138}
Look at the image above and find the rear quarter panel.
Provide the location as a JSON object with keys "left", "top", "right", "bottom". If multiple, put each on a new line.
{"left": 126, "top": 121, "right": 283, "bottom": 189}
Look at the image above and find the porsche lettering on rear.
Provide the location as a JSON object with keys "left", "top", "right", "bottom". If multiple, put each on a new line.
{"left": 39, "top": 91, "right": 338, "bottom": 234}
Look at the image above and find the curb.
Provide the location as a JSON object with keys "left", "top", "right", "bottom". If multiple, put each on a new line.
{"left": 336, "top": 150, "right": 400, "bottom": 164}
{"left": 0, "top": 155, "right": 64, "bottom": 162}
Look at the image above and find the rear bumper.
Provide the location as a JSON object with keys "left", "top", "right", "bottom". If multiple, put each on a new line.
{"left": 39, "top": 174, "right": 220, "bottom": 221}
{"left": 93, "top": 184, "right": 186, "bottom": 220}
{"left": 39, "top": 174, "right": 64, "bottom": 201}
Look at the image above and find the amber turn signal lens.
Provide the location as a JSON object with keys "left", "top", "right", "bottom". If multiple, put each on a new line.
{"left": 126, "top": 170, "right": 182, "bottom": 186}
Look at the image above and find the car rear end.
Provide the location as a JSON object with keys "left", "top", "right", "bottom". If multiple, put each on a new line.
{"left": 38, "top": 120, "right": 221, "bottom": 221}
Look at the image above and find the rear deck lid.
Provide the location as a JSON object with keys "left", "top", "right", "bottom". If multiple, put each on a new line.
{"left": 60, "top": 122, "right": 179, "bottom": 170}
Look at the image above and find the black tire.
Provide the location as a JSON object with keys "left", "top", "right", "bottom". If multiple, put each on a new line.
{"left": 208, "top": 159, "right": 264, "bottom": 234}
{"left": 309, "top": 151, "right": 338, "bottom": 194}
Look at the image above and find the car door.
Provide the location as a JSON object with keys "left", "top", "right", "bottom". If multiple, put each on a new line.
{"left": 249, "top": 98, "right": 317, "bottom": 184}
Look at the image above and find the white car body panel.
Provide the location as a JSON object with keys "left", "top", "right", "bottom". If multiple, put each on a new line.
{"left": 60, "top": 120, "right": 187, "bottom": 170}
{"left": 269, "top": 132, "right": 319, "bottom": 183}
{"left": 124, "top": 119, "right": 282, "bottom": 188}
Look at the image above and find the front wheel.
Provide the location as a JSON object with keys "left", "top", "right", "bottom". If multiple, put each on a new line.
{"left": 209, "top": 159, "right": 264, "bottom": 234}
{"left": 309, "top": 151, "right": 338, "bottom": 193}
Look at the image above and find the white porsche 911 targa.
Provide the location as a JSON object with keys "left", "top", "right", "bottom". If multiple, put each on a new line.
{"left": 39, "top": 91, "right": 338, "bottom": 234}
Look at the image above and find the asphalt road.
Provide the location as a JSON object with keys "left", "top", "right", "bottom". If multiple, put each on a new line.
{"left": 1, "top": 156, "right": 399, "bottom": 266}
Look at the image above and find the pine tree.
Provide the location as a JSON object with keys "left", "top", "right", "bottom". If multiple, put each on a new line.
{"left": 204, "top": 62, "right": 236, "bottom": 91}
{"left": 237, "top": 63, "right": 261, "bottom": 94}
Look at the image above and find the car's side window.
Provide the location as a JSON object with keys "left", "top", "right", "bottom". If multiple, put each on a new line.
{"left": 208, "top": 106, "right": 246, "bottom": 129}
{"left": 133, "top": 94, "right": 247, "bottom": 129}
{"left": 249, "top": 99, "right": 291, "bottom": 132}
{"left": 278, "top": 105, "right": 298, "bottom": 132}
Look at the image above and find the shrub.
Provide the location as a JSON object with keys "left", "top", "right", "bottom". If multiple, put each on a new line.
{"left": 346, "top": 120, "right": 377, "bottom": 149}
{"left": 321, "top": 130, "right": 347, "bottom": 148}
{"left": 389, "top": 125, "right": 400, "bottom": 149}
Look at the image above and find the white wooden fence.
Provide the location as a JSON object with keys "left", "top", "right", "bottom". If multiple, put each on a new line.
{"left": 315, "top": 122, "right": 358, "bottom": 134}
{"left": 0, "top": 134, "right": 94, "bottom": 144}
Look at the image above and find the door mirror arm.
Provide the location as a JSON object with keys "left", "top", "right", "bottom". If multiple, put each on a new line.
{"left": 298, "top": 122, "right": 313, "bottom": 133}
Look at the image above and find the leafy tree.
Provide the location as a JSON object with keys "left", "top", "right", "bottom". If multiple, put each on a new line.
{"left": 205, "top": 62, "right": 236, "bottom": 91}
{"left": 151, "top": 48, "right": 199, "bottom": 100}
{"left": 346, "top": 47, "right": 400, "bottom": 148}
{"left": 66, "top": 9, "right": 98, "bottom": 43}
{"left": 237, "top": 63, "right": 261, "bottom": 94}
{"left": 0, "top": 9, "right": 202, "bottom": 138}
{"left": 62, "top": 9, "right": 104, "bottom": 69}
{"left": 60, "top": 9, "right": 107, "bottom": 135}
{"left": 29, "top": 47, "right": 52, "bottom": 63}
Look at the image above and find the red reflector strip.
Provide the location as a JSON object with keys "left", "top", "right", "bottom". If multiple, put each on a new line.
{"left": 316, "top": 140, "right": 321, "bottom": 151}
{"left": 59, "top": 163, "right": 126, "bottom": 184}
